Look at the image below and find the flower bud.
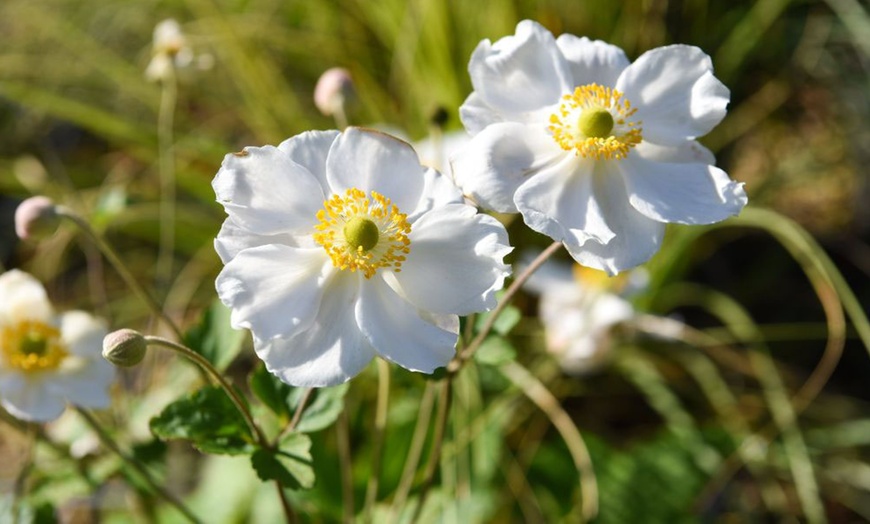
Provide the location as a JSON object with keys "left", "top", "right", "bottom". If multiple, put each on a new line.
{"left": 102, "top": 329, "right": 147, "bottom": 367}
{"left": 15, "top": 196, "right": 60, "bottom": 240}
{"left": 314, "top": 67, "right": 354, "bottom": 117}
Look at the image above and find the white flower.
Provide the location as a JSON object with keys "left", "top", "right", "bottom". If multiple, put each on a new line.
{"left": 414, "top": 130, "right": 471, "bottom": 184}
{"left": 145, "top": 19, "right": 194, "bottom": 82}
{"left": 214, "top": 127, "right": 512, "bottom": 387}
{"left": 0, "top": 270, "right": 113, "bottom": 422}
{"left": 524, "top": 258, "right": 639, "bottom": 374}
{"left": 453, "top": 20, "right": 748, "bottom": 275}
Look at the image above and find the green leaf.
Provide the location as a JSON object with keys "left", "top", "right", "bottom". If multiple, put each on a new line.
{"left": 292, "top": 383, "right": 349, "bottom": 433}
{"left": 150, "top": 386, "right": 253, "bottom": 455}
{"left": 474, "top": 335, "right": 517, "bottom": 366}
{"left": 249, "top": 365, "right": 294, "bottom": 421}
{"left": 474, "top": 305, "right": 521, "bottom": 336}
{"left": 250, "top": 433, "right": 315, "bottom": 490}
{"left": 185, "top": 299, "right": 246, "bottom": 372}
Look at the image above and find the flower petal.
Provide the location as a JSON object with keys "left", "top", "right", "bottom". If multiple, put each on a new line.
{"left": 619, "top": 154, "right": 748, "bottom": 224}
{"left": 563, "top": 168, "right": 666, "bottom": 275}
{"left": 216, "top": 245, "right": 329, "bottom": 340}
{"left": 514, "top": 156, "right": 616, "bottom": 248}
{"left": 0, "top": 374, "right": 65, "bottom": 422}
{"left": 277, "top": 130, "right": 340, "bottom": 190}
{"left": 635, "top": 140, "right": 715, "bottom": 165}
{"left": 213, "top": 145, "right": 325, "bottom": 236}
{"left": 214, "top": 217, "right": 303, "bottom": 264}
{"left": 326, "top": 128, "right": 426, "bottom": 214}
{"left": 616, "top": 45, "right": 729, "bottom": 145}
{"left": 459, "top": 92, "right": 503, "bottom": 136}
{"left": 555, "top": 35, "right": 629, "bottom": 88}
{"left": 394, "top": 204, "right": 511, "bottom": 315}
{"left": 59, "top": 311, "right": 107, "bottom": 358}
{"left": 451, "top": 122, "right": 563, "bottom": 213}
{"left": 468, "top": 20, "right": 573, "bottom": 115}
{"left": 50, "top": 357, "right": 114, "bottom": 409}
{"left": 0, "top": 270, "right": 53, "bottom": 325}
{"left": 357, "top": 277, "right": 457, "bottom": 374}
{"left": 254, "top": 271, "right": 374, "bottom": 387}
{"left": 405, "top": 167, "right": 465, "bottom": 223}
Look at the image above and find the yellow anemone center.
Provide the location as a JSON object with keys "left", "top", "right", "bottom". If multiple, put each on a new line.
{"left": 313, "top": 188, "right": 411, "bottom": 279}
{"left": 573, "top": 265, "right": 629, "bottom": 293}
{"left": 1, "top": 320, "right": 68, "bottom": 373}
{"left": 549, "top": 84, "right": 642, "bottom": 160}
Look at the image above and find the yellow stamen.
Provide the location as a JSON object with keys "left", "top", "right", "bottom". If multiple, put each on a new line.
{"left": 313, "top": 188, "right": 411, "bottom": 279}
{"left": 549, "top": 84, "right": 643, "bottom": 160}
{"left": 573, "top": 265, "right": 629, "bottom": 293}
{"left": 1, "top": 320, "right": 68, "bottom": 373}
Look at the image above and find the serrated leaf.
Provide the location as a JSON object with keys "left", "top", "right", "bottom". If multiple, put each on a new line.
{"left": 293, "top": 383, "right": 349, "bottom": 433}
{"left": 185, "top": 299, "right": 246, "bottom": 372}
{"left": 474, "top": 305, "right": 521, "bottom": 336}
{"left": 249, "top": 365, "right": 294, "bottom": 421}
{"left": 474, "top": 336, "right": 517, "bottom": 366}
{"left": 150, "top": 386, "right": 253, "bottom": 455}
{"left": 251, "top": 433, "right": 314, "bottom": 490}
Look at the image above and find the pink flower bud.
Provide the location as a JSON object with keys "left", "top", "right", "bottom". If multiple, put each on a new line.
{"left": 314, "top": 68, "right": 354, "bottom": 117}
{"left": 15, "top": 196, "right": 59, "bottom": 240}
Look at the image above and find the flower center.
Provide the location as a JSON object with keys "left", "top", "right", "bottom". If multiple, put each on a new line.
{"left": 1, "top": 320, "right": 68, "bottom": 373}
{"left": 549, "top": 84, "right": 642, "bottom": 160}
{"left": 313, "top": 188, "right": 411, "bottom": 279}
{"left": 573, "top": 265, "right": 629, "bottom": 293}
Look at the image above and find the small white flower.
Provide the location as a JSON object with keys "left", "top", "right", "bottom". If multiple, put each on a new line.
{"left": 453, "top": 20, "right": 748, "bottom": 275}
{"left": 0, "top": 270, "right": 113, "bottom": 422}
{"left": 145, "top": 19, "right": 194, "bottom": 82}
{"left": 214, "top": 127, "right": 512, "bottom": 387}
{"left": 524, "top": 258, "right": 639, "bottom": 374}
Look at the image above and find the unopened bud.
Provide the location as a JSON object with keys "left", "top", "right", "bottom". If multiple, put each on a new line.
{"left": 102, "top": 329, "right": 147, "bottom": 367}
{"left": 15, "top": 196, "right": 60, "bottom": 240}
{"left": 314, "top": 67, "right": 354, "bottom": 117}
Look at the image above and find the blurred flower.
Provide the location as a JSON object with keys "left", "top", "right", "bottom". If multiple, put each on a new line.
{"left": 0, "top": 270, "right": 113, "bottom": 422}
{"left": 15, "top": 196, "right": 59, "bottom": 240}
{"left": 145, "top": 19, "right": 194, "bottom": 82}
{"left": 453, "top": 20, "right": 747, "bottom": 275}
{"left": 524, "top": 257, "right": 643, "bottom": 374}
{"left": 214, "top": 127, "right": 512, "bottom": 387}
{"left": 414, "top": 130, "right": 471, "bottom": 182}
{"left": 314, "top": 68, "right": 355, "bottom": 118}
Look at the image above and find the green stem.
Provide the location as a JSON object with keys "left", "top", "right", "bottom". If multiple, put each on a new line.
{"left": 363, "top": 359, "right": 391, "bottom": 522}
{"left": 388, "top": 380, "right": 436, "bottom": 522}
{"left": 76, "top": 408, "right": 201, "bottom": 524}
{"left": 409, "top": 378, "right": 452, "bottom": 522}
{"left": 156, "top": 68, "right": 178, "bottom": 297}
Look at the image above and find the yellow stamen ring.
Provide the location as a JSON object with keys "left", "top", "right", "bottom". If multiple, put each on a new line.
{"left": 313, "top": 188, "right": 411, "bottom": 279}
{"left": 1, "top": 320, "right": 68, "bottom": 373}
{"left": 549, "top": 84, "right": 643, "bottom": 160}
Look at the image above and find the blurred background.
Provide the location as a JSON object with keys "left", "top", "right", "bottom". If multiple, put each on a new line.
{"left": 0, "top": 0, "right": 868, "bottom": 522}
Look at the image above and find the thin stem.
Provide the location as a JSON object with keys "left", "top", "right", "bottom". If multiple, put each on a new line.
{"left": 56, "top": 208, "right": 183, "bottom": 340}
{"left": 388, "top": 380, "right": 437, "bottom": 522}
{"left": 448, "top": 241, "right": 562, "bottom": 373}
{"left": 337, "top": 410, "right": 355, "bottom": 524}
{"left": 363, "top": 359, "right": 391, "bottom": 522}
{"left": 287, "top": 388, "right": 315, "bottom": 433}
{"left": 156, "top": 69, "right": 178, "bottom": 297}
{"left": 76, "top": 408, "right": 201, "bottom": 524}
{"left": 409, "top": 378, "right": 452, "bottom": 522}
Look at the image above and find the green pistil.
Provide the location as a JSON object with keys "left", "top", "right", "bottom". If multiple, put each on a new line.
{"left": 578, "top": 107, "right": 614, "bottom": 138}
{"left": 344, "top": 217, "right": 379, "bottom": 252}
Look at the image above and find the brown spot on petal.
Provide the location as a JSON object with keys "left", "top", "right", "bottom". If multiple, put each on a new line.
{"left": 232, "top": 150, "right": 249, "bottom": 157}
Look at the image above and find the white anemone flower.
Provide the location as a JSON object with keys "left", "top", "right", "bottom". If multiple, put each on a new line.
{"left": 524, "top": 258, "right": 640, "bottom": 374}
{"left": 453, "top": 20, "right": 748, "bottom": 275}
{"left": 0, "top": 270, "right": 113, "bottom": 422}
{"left": 145, "top": 19, "right": 195, "bottom": 82}
{"left": 214, "top": 127, "right": 512, "bottom": 387}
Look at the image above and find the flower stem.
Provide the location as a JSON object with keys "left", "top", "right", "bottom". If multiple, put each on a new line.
{"left": 337, "top": 410, "right": 355, "bottom": 524}
{"left": 156, "top": 68, "right": 178, "bottom": 298}
{"left": 56, "top": 208, "right": 183, "bottom": 341}
{"left": 408, "top": 377, "right": 452, "bottom": 522}
{"left": 75, "top": 407, "right": 202, "bottom": 524}
{"left": 363, "top": 359, "right": 391, "bottom": 522}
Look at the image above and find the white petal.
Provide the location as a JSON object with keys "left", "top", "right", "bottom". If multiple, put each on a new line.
{"left": 357, "top": 277, "right": 457, "bottom": 374}
{"left": 394, "top": 204, "right": 511, "bottom": 315}
{"left": 254, "top": 272, "right": 374, "bottom": 387}
{"left": 0, "top": 374, "right": 65, "bottom": 422}
{"left": 50, "top": 358, "right": 114, "bottom": 409}
{"left": 277, "top": 130, "right": 340, "bottom": 190}
{"left": 405, "top": 167, "right": 465, "bottom": 223}
{"left": 214, "top": 217, "right": 302, "bottom": 264}
{"left": 451, "top": 122, "right": 563, "bottom": 213}
{"left": 216, "top": 245, "right": 329, "bottom": 340}
{"left": 635, "top": 140, "right": 716, "bottom": 165}
{"left": 514, "top": 156, "right": 615, "bottom": 247}
{"left": 0, "top": 270, "right": 53, "bottom": 325}
{"left": 619, "top": 154, "right": 748, "bottom": 225}
{"left": 326, "top": 128, "right": 426, "bottom": 214}
{"left": 213, "top": 145, "right": 325, "bottom": 236}
{"left": 563, "top": 168, "right": 666, "bottom": 275}
{"left": 59, "top": 311, "right": 107, "bottom": 358}
{"left": 555, "top": 35, "right": 629, "bottom": 88}
{"left": 518, "top": 254, "right": 575, "bottom": 296}
{"left": 616, "top": 45, "right": 729, "bottom": 145}
{"left": 459, "top": 92, "right": 503, "bottom": 136}
{"left": 468, "top": 20, "right": 573, "bottom": 115}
